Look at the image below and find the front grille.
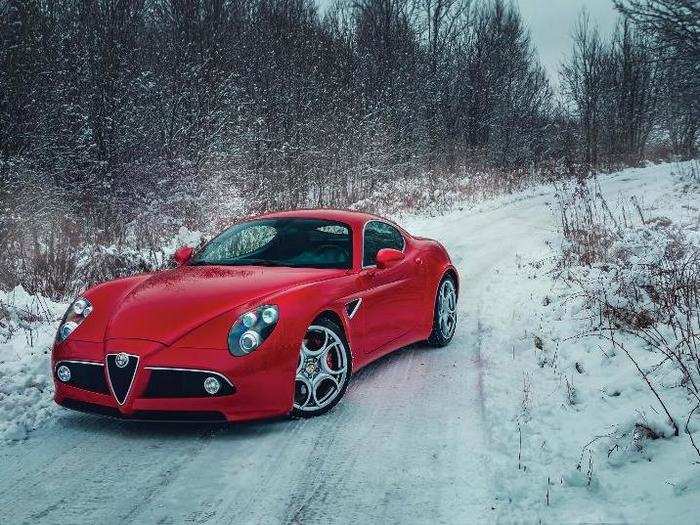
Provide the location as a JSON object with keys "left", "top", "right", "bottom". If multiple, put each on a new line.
{"left": 58, "top": 398, "right": 226, "bottom": 422}
{"left": 106, "top": 353, "right": 139, "bottom": 404}
{"left": 55, "top": 361, "right": 109, "bottom": 394}
{"left": 143, "top": 368, "right": 235, "bottom": 398}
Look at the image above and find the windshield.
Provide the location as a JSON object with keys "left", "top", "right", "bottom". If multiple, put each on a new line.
{"left": 191, "top": 218, "right": 352, "bottom": 269}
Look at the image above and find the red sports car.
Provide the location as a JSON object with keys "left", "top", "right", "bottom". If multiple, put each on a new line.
{"left": 52, "top": 209, "right": 458, "bottom": 421}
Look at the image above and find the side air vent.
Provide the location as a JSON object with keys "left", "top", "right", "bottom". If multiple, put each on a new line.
{"left": 345, "top": 298, "right": 362, "bottom": 319}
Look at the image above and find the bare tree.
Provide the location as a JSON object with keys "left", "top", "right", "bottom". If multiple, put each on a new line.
{"left": 613, "top": 0, "right": 700, "bottom": 60}
{"left": 614, "top": 0, "right": 699, "bottom": 158}
{"left": 561, "top": 13, "right": 607, "bottom": 167}
{"left": 561, "top": 13, "right": 663, "bottom": 167}
{"left": 0, "top": 0, "right": 695, "bottom": 298}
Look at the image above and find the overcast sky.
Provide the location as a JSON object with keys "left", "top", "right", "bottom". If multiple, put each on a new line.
{"left": 514, "top": 0, "right": 618, "bottom": 88}
{"left": 316, "top": 0, "right": 620, "bottom": 90}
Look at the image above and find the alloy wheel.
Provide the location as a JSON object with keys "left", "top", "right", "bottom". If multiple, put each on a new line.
{"left": 294, "top": 325, "right": 349, "bottom": 413}
{"left": 437, "top": 279, "right": 457, "bottom": 339}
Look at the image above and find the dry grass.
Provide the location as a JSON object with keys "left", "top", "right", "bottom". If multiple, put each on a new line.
{"left": 0, "top": 161, "right": 552, "bottom": 299}
{"left": 553, "top": 168, "right": 700, "bottom": 455}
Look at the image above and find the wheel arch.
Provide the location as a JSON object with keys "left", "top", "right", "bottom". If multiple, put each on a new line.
{"left": 443, "top": 267, "right": 459, "bottom": 296}
{"left": 313, "top": 309, "right": 344, "bottom": 328}
{"left": 430, "top": 265, "right": 460, "bottom": 306}
{"left": 311, "top": 308, "right": 354, "bottom": 366}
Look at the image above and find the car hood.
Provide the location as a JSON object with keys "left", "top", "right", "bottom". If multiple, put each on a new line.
{"left": 103, "top": 265, "right": 345, "bottom": 344}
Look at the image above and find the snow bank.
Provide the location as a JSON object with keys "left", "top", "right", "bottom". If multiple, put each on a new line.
{"left": 0, "top": 228, "right": 203, "bottom": 442}
{"left": 462, "top": 161, "right": 699, "bottom": 523}
{"left": 0, "top": 286, "right": 65, "bottom": 441}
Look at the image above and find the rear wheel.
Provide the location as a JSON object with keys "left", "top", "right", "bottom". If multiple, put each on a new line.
{"left": 427, "top": 275, "right": 458, "bottom": 347}
{"left": 292, "top": 318, "right": 351, "bottom": 418}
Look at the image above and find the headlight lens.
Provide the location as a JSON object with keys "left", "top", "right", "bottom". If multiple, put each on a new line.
{"left": 56, "top": 297, "right": 93, "bottom": 343}
{"left": 228, "top": 305, "right": 279, "bottom": 356}
{"left": 261, "top": 306, "right": 278, "bottom": 324}
{"left": 241, "top": 311, "right": 257, "bottom": 328}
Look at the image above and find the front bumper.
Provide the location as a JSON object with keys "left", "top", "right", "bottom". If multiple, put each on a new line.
{"left": 52, "top": 336, "right": 296, "bottom": 422}
{"left": 57, "top": 398, "right": 229, "bottom": 422}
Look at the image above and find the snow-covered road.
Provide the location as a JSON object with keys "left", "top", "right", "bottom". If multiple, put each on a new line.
{"left": 3, "top": 164, "right": 696, "bottom": 524}
{"left": 0, "top": 188, "right": 556, "bottom": 524}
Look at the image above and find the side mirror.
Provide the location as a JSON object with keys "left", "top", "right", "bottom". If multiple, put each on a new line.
{"left": 173, "top": 246, "right": 194, "bottom": 267}
{"left": 376, "top": 248, "right": 405, "bottom": 269}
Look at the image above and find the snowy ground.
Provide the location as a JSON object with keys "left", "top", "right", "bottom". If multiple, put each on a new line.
{"left": 0, "top": 162, "right": 698, "bottom": 523}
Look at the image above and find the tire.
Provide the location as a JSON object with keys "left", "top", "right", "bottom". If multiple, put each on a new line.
{"left": 292, "top": 317, "right": 352, "bottom": 418}
{"left": 427, "top": 275, "right": 458, "bottom": 347}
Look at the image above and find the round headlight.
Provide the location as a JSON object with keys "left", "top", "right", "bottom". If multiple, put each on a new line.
{"left": 56, "top": 297, "right": 94, "bottom": 343}
{"left": 59, "top": 321, "right": 78, "bottom": 341}
{"left": 203, "top": 376, "right": 221, "bottom": 395}
{"left": 72, "top": 298, "right": 89, "bottom": 315}
{"left": 57, "top": 365, "right": 71, "bottom": 382}
{"left": 241, "top": 311, "right": 257, "bottom": 328}
{"left": 239, "top": 330, "right": 261, "bottom": 353}
{"left": 261, "top": 306, "right": 278, "bottom": 324}
{"left": 228, "top": 304, "right": 280, "bottom": 356}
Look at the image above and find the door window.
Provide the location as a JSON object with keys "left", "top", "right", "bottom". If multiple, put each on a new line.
{"left": 363, "top": 221, "right": 405, "bottom": 266}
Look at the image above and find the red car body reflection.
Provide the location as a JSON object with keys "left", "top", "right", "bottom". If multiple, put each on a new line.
{"left": 52, "top": 209, "right": 458, "bottom": 422}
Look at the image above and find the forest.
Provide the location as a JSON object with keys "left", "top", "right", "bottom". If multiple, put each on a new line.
{"left": 0, "top": 0, "right": 698, "bottom": 297}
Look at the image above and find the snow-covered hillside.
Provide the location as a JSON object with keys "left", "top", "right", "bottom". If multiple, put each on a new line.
{"left": 0, "top": 162, "right": 698, "bottom": 524}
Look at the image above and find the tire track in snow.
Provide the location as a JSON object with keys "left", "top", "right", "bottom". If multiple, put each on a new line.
{"left": 0, "top": 410, "right": 228, "bottom": 524}
{"left": 471, "top": 316, "right": 494, "bottom": 448}
{"left": 279, "top": 356, "right": 413, "bottom": 523}
{"left": 119, "top": 427, "right": 218, "bottom": 524}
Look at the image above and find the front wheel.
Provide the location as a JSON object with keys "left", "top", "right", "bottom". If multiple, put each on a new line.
{"left": 292, "top": 318, "right": 352, "bottom": 418}
{"left": 427, "top": 275, "right": 458, "bottom": 347}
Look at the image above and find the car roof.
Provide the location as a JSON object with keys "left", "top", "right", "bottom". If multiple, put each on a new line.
{"left": 254, "top": 208, "right": 389, "bottom": 228}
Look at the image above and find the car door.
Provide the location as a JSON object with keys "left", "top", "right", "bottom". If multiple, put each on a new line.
{"left": 356, "top": 220, "right": 423, "bottom": 355}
